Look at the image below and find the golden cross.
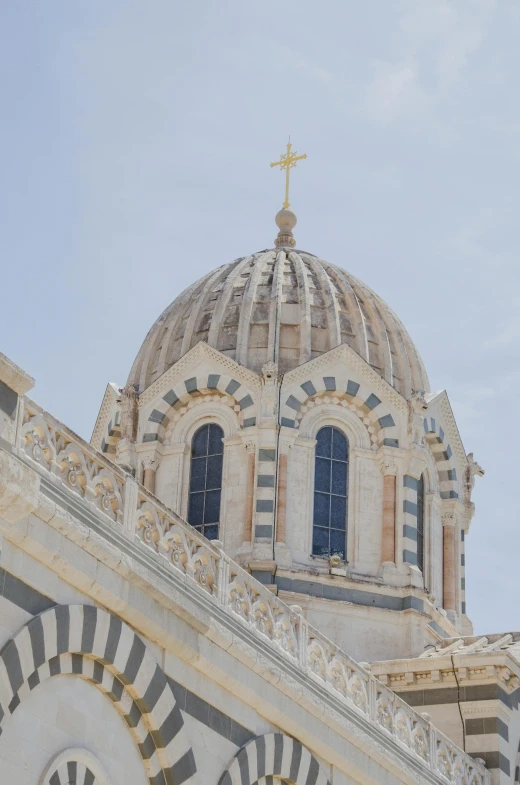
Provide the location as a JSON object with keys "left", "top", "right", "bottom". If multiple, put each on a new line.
{"left": 270, "top": 137, "right": 307, "bottom": 209}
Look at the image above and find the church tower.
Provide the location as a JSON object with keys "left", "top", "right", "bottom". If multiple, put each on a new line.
{"left": 92, "top": 144, "right": 483, "bottom": 663}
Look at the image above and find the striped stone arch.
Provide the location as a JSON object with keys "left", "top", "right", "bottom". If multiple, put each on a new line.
{"left": 143, "top": 373, "right": 257, "bottom": 443}
{"left": 423, "top": 417, "right": 459, "bottom": 499}
{"left": 218, "top": 733, "right": 330, "bottom": 785}
{"left": 280, "top": 374, "right": 399, "bottom": 449}
{"left": 0, "top": 605, "right": 197, "bottom": 785}
{"left": 41, "top": 748, "right": 109, "bottom": 785}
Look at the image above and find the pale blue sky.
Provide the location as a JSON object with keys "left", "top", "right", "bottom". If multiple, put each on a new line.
{"left": 1, "top": 1, "right": 518, "bottom": 634}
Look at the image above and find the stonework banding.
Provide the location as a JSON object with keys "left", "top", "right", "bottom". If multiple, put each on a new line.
{"left": 0, "top": 233, "right": 493, "bottom": 785}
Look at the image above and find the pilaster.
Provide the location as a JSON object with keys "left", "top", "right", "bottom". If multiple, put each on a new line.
{"left": 379, "top": 456, "right": 398, "bottom": 566}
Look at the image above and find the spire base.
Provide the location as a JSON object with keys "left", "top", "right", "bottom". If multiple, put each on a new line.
{"left": 274, "top": 208, "right": 297, "bottom": 249}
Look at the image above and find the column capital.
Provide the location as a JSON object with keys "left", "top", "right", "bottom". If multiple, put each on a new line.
{"left": 441, "top": 497, "right": 465, "bottom": 521}
{"left": 441, "top": 511, "right": 456, "bottom": 527}
{"left": 279, "top": 438, "right": 294, "bottom": 455}
{"left": 379, "top": 457, "right": 398, "bottom": 475}
{"left": 142, "top": 454, "right": 159, "bottom": 471}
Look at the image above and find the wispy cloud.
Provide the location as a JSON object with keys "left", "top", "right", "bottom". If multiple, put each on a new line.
{"left": 272, "top": 43, "right": 342, "bottom": 93}
{"left": 450, "top": 370, "right": 520, "bottom": 421}
{"left": 483, "top": 304, "right": 520, "bottom": 348}
{"left": 363, "top": 0, "right": 497, "bottom": 134}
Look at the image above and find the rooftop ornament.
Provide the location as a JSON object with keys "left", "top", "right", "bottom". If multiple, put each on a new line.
{"left": 270, "top": 137, "right": 307, "bottom": 248}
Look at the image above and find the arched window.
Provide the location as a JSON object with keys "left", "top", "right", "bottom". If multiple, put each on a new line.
{"left": 417, "top": 474, "right": 425, "bottom": 574}
{"left": 188, "top": 423, "right": 224, "bottom": 540}
{"left": 313, "top": 426, "right": 348, "bottom": 560}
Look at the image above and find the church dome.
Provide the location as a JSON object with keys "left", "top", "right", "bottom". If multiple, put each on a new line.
{"left": 128, "top": 248, "right": 429, "bottom": 400}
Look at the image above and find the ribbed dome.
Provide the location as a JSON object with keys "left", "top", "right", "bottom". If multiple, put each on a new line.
{"left": 128, "top": 249, "right": 429, "bottom": 399}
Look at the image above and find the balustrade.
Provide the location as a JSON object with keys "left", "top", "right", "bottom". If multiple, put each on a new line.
{"left": 14, "top": 397, "right": 489, "bottom": 785}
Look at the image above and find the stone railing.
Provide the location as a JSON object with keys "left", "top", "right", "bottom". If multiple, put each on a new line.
{"left": 16, "top": 398, "right": 489, "bottom": 785}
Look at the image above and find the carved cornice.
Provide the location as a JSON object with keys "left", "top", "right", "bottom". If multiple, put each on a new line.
{"left": 371, "top": 653, "right": 520, "bottom": 691}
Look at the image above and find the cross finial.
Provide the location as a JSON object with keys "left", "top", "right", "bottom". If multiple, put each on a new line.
{"left": 270, "top": 136, "right": 307, "bottom": 209}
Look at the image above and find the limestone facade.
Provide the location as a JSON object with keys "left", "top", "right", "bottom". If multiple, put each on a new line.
{"left": 0, "top": 238, "right": 510, "bottom": 785}
{"left": 91, "top": 246, "right": 479, "bottom": 662}
{"left": 0, "top": 353, "right": 490, "bottom": 785}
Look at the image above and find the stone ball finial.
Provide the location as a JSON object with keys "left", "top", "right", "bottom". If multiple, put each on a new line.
{"left": 275, "top": 208, "right": 297, "bottom": 248}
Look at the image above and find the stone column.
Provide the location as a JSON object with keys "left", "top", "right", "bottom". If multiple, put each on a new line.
{"left": 442, "top": 512, "right": 456, "bottom": 615}
{"left": 380, "top": 461, "right": 397, "bottom": 564}
{"left": 244, "top": 442, "right": 256, "bottom": 543}
{"left": 142, "top": 456, "right": 159, "bottom": 495}
{"left": 276, "top": 452, "right": 288, "bottom": 544}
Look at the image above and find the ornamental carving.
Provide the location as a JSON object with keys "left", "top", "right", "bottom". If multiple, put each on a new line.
{"left": 13, "top": 398, "right": 488, "bottom": 785}
{"left": 464, "top": 453, "right": 484, "bottom": 505}
{"left": 136, "top": 499, "right": 217, "bottom": 594}
{"left": 22, "top": 405, "right": 125, "bottom": 524}
{"left": 260, "top": 361, "right": 279, "bottom": 419}
{"left": 119, "top": 383, "right": 139, "bottom": 442}
{"left": 228, "top": 563, "right": 298, "bottom": 658}
{"left": 408, "top": 390, "right": 428, "bottom": 446}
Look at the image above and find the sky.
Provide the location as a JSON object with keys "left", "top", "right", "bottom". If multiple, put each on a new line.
{"left": 1, "top": 0, "right": 518, "bottom": 635}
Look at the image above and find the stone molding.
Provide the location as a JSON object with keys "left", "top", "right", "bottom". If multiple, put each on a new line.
{"left": 8, "top": 395, "right": 490, "bottom": 785}
{"left": 0, "top": 351, "right": 34, "bottom": 396}
{"left": 370, "top": 651, "right": 520, "bottom": 693}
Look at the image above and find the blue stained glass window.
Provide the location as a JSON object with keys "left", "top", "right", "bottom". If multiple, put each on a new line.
{"left": 188, "top": 423, "right": 224, "bottom": 540}
{"left": 312, "top": 426, "right": 348, "bottom": 560}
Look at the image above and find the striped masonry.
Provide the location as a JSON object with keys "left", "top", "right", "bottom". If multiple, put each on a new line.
{"left": 423, "top": 418, "right": 458, "bottom": 500}
{"left": 281, "top": 375, "right": 399, "bottom": 448}
{"left": 465, "top": 715, "right": 510, "bottom": 777}
{"left": 44, "top": 760, "right": 99, "bottom": 785}
{"left": 255, "top": 449, "right": 276, "bottom": 540}
{"left": 143, "top": 373, "right": 256, "bottom": 443}
{"left": 218, "top": 733, "right": 330, "bottom": 785}
{"left": 0, "top": 605, "right": 197, "bottom": 785}
{"left": 402, "top": 475, "right": 418, "bottom": 566}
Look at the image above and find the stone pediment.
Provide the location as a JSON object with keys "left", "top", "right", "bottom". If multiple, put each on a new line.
{"left": 138, "top": 341, "right": 261, "bottom": 410}
{"left": 138, "top": 342, "right": 262, "bottom": 444}
{"left": 282, "top": 342, "right": 409, "bottom": 415}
